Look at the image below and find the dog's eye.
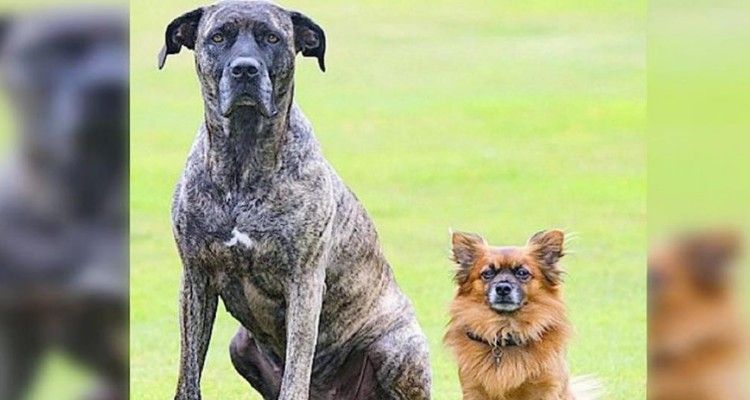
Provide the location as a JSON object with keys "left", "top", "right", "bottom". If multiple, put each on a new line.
{"left": 480, "top": 269, "right": 496, "bottom": 280}
{"left": 514, "top": 267, "right": 531, "bottom": 280}
{"left": 211, "top": 33, "right": 225, "bottom": 43}
{"left": 266, "top": 33, "right": 280, "bottom": 44}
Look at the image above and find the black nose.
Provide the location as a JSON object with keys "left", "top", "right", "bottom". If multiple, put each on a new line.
{"left": 230, "top": 57, "right": 260, "bottom": 80}
{"left": 495, "top": 283, "right": 513, "bottom": 296}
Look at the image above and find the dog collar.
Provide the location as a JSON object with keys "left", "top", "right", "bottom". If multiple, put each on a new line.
{"left": 466, "top": 331, "right": 521, "bottom": 347}
{"left": 465, "top": 330, "right": 522, "bottom": 364}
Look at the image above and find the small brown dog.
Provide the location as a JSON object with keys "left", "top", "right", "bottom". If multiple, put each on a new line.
{"left": 444, "top": 230, "right": 600, "bottom": 400}
{"left": 648, "top": 230, "right": 746, "bottom": 400}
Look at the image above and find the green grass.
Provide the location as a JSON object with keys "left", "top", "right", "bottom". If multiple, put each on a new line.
{"left": 130, "top": 0, "right": 646, "bottom": 398}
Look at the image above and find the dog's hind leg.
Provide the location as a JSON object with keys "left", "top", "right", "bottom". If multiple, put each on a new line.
{"left": 367, "top": 322, "right": 432, "bottom": 400}
{"left": 229, "top": 327, "right": 282, "bottom": 400}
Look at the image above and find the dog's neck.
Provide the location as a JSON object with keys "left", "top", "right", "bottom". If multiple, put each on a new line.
{"left": 202, "top": 84, "right": 295, "bottom": 191}
{"left": 466, "top": 329, "right": 524, "bottom": 348}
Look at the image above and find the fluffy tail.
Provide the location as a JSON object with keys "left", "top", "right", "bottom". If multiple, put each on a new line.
{"left": 571, "top": 375, "right": 604, "bottom": 400}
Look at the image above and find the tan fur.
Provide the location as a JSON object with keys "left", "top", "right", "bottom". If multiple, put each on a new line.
{"left": 648, "top": 231, "right": 746, "bottom": 400}
{"left": 444, "top": 230, "right": 598, "bottom": 400}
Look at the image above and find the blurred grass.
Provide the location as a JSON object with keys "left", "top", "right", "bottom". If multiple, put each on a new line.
{"left": 131, "top": 0, "right": 646, "bottom": 399}
{"left": 27, "top": 353, "right": 93, "bottom": 400}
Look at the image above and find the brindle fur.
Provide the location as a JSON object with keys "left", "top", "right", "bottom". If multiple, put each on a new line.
{"left": 159, "top": 2, "right": 431, "bottom": 399}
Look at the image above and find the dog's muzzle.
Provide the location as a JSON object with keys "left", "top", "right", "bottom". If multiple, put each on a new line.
{"left": 219, "top": 57, "right": 278, "bottom": 118}
{"left": 488, "top": 281, "right": 524, "bottom": 312}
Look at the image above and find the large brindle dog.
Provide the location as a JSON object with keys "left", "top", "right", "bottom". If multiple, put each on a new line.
{"left": 158, "top": 1, "right": 432, "bottom": 399}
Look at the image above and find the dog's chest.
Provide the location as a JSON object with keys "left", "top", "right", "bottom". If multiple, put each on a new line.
{"left": 173, "top": 166, "right": 336, "bottom": 346}
{"left": 188, "top": 197, "right": 292, "bottom": 271}
{"left": 175, "top": 183, "right": 329, "bottom": 285}
{"left": 177, "top": 196, "right": 294, "bottom": 322}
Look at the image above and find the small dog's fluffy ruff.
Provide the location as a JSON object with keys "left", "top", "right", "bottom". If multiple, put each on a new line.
{"left": 444, "top": 230, "right": 602, "bottom": 400}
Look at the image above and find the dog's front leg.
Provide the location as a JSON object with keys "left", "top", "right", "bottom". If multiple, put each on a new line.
{"left": 174, "top": 265, "right": 218, "bottom": 400}
{"left": 277, "top": 267, "right": 326, "bottom": 400}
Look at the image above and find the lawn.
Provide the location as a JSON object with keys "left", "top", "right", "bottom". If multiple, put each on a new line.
{"left": 130, "top": 0, "right": 646, "bottom": 399}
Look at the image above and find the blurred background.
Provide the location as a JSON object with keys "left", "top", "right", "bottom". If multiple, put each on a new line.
{"left": 648, "top": 0, "right": 750, "bottom": 398}
{"left": 131, "top": 0, "right": 646, "bottom": 399}
{"left": 0, "top": 2, "right": 127, "bottom": 400}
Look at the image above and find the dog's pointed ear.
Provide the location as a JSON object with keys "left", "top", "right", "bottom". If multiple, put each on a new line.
{"left": 528, "top": 230, "right": 565, "bottom": 285}
{"left": 158, "top": 7, "right": 204, "bottom": 70}
{"left": 289, "top": 11, "right": 326, "bottom": 72}
{"left": 681, "top": 230, "right": 741, "bottom": 290}
{"left": 451, "top": 231, "right": 486, "bottom": 284}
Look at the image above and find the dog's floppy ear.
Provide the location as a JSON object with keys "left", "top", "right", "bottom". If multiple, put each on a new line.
{"left": 289, "top": 11, "right": 326, "bottom": 72}
{"left": 158, "top": 7, "right": 204, "bottom": 70}
{"left": 528, "top": 230, "right": 565, "bottom": 285}
{"left": 681, "top": 230, "right": 741, "bottom": 290}
{"left": 451, "top": 231, "right": 486, "bottom": 284}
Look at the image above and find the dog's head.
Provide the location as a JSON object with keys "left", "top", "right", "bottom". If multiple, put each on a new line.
{"left": 0, "top": 9, "right": 128, "bottom": 162}
{"left": 451, "top": 230, "right": 566, "bottom": 314}
{"left": 158, "top": 0, "right": 325, "bottom": 119}
{"left": 648, "top": 230, "right": 741, "bottom": 329}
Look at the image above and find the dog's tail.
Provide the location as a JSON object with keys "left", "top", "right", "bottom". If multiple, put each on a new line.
{"left": 571, "top": 375, "right": 604, "bottom": 400}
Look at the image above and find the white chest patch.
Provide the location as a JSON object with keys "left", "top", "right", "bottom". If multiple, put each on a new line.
{"left": 225, "top": 227, "right": 254, "bottom": 249}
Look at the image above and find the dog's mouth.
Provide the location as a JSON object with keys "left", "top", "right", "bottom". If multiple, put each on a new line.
{"left": 219, "top": 71, "right": 279, "bottom": 119}
{"left": 490, "top": 301, "right": 523, "bottom": 313}
{"left": 487, "top": 290, "right": 525, "bottom": 313}
{"left": 233, "top": 94, "right": 256, "bottom": 106}
{"left": 226, "top": 94, "right": 257, "bottom": 112}
{"left": 221, "top": 92, "right": 278, "bottom": 118}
